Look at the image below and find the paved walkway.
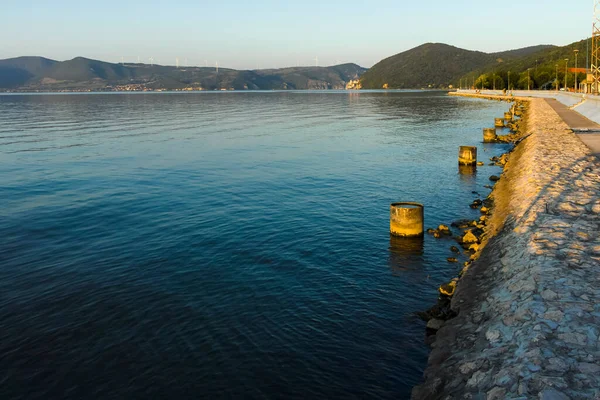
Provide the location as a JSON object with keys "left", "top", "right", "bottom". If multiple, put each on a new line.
{"left": 545, "top": 99, "right": 600, "bottom": 155}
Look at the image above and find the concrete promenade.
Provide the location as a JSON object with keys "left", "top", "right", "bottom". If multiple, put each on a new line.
{"left": 544, "top": 99, "right": 600, "bottom": 156}
{"left": 457, "top": 90, "right": 600, "bottom": 155}
{"left": 413, "top": 95, "right": 600, "bottom": 399}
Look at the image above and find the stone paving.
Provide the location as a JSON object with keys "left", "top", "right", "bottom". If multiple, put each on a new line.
{"left": 412, "top": 97, "right": 600, "bottom": 399}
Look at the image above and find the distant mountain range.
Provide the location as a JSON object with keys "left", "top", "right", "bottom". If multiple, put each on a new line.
{"left": 0, "top": 57, "right": 366, "bottom": 92}
{"left": 359, "top": 43, "right": 558, "bottom": 89}
{"left": 0, "top": 38, "right": 590, "bottom": 92}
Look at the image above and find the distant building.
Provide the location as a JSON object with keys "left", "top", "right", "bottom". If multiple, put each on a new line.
{"left": 346, "top": 79, "right": 362, "bottom": 90}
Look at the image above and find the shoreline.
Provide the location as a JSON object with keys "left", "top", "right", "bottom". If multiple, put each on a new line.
{"left": 412, "top": 94, "right": 600, "bottom": 398}
{"left": 0, "top": 89, "right": 452, "bottom": 94}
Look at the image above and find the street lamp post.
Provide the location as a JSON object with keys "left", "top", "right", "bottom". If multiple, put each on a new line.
{"left": 574, "top": 49, "right": 579, "bottom": 92}
{"left": 564, "top": 59, "right": 569, "bottom": 91}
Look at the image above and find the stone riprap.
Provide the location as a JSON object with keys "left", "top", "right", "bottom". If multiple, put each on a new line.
{"left": 412, "top": 96, "right": 600, "bottom": 399}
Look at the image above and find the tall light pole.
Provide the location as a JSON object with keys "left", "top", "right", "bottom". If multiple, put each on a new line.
{"left": 592, "top": 0, "right": 600, "bottom": 94}
{"left": 574, "top": 49, "right": 580, "bottom": 92}
{"left": 564, "top": 58, "right": 569, "bottom": 91}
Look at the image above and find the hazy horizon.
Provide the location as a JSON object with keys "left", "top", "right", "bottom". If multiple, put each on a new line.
{"left": 2, "top": 0, "right": 591, "bottom": 69}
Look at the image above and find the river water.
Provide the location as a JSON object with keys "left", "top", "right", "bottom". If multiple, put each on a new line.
{"left": 0, "top": 91, "right": 509, "bottom": 399}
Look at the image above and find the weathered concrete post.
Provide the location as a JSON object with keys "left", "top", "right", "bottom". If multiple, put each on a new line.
{"left": 495, "top": 118, "right": 505, "bottom": 128}
{"left": 390, "top": 202, "right": 424, "bottom": 237}
{"left": 483, "top": 128, "right": 497, "bottom": 143}
{"left": 458, "top": 164, "right": 477, "bottom": 177}
{"left": 458, "top": 146, "right": 477, "bottom": 166}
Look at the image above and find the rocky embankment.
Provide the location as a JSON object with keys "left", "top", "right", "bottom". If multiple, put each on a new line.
{"left": 412, "top": 95, "right": 600, "bottom": 399}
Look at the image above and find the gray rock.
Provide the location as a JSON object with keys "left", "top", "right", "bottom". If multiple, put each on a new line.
{"left": 459, "top": 361, "right": 477, "bottom": 375}
{"left": 558, "top": 332, "right": 587, "bottom": 346}
{"left": 485, "top": 329, "right": 501, "bottom": 343}
{"left": 541, "top": 289, "right": 559, "bottom": 301}
{"left": 518, "top": 381, "right": 529, "bottom": 395}
{"left": 538, "top": 388, "right": 570, "bottom": 400}
{"left": 486, "top": 386, "right": 506, "bottom": 400}
{"left": 577, "top": 362, "right": 600, "bottom": 374}
{"left": 466, "top": 370, "right": 488, "bottom": 388}
{"left": 545, "top": 357, "right": 568, "bottom": 372}
{"left": 411, "top": 377, "right": 443, "bottom": 400}
{"left": 426, "top": 319, "right": 445, "bottom": 331}
{"left": 462, "top": 230, "right": 479, "bottom": 244}
{"left": 543, "top": 310, "right": 564, "bottom": 322}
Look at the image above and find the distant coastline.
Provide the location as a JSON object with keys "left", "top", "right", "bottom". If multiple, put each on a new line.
{"left": 0, "top": 56, "right": 366, "bottom": 92}
{"left": 0, "top": 88, "right": 456, "bottom": 94}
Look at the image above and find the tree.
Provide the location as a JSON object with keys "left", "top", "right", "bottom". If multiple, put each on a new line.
{"left": 474, "top": 74, "right": 490, "bottom": 89}
{"left": 491, "top": 75, "right": 505, "bottom": 90}
{"left": 534, "top": 71, "right": 551, "bottom": 89}
{"left": 517, "top": 72, "right": 530, "bottom": 90}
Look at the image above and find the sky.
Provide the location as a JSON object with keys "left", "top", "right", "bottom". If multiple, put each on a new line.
{"left": 0, "top": 0, "right": 592, "bottom": 69}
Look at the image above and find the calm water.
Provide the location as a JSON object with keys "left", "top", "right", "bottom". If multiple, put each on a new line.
{"left": 0, "top": 91, "right": 509, "bottom": 399}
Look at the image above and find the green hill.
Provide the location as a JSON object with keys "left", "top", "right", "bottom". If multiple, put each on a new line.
{"left": 0, "top": 56, "right": 58, "bottom": 88}
{"left": 360, "top": 43, "right": 556, "bottom": 89}
{"left": 0, "top": 56, "right": 366, "bottom": 91}
{"left": 459, "top": 39, "right": 589, "bottom": 90}
{"left": 45, "top": 57, "right": 133, "bottom": 81}
{"left": 0, "top": 56, "right": 58, "bottom": 76}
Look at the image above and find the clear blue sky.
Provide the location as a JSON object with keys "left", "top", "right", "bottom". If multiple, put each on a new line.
{"left": 1, "top": 0, "right": 591, "bottom": 69}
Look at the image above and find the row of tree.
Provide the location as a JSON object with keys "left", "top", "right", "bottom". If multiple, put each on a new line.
{"left": 459, "top": 67, "right": 587, "bottom": 91}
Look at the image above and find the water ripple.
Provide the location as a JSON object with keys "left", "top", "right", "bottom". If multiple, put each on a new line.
{"left": 0, "top": 91, "right": 509, "bottom": 399}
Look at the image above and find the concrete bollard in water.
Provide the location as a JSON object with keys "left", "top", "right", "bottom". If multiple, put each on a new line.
{"left": 458, "top": 146, "right": 477, "bottom": 166}
{"left": 504, "top": 112, "right": 512, "bottom": 121}
{"left": 390, "top": 202, "right": 424, "bottom": 237}
{"left": 483, "top": 128, "right": 497, "bottom": 143}
{"left": 458, "top": 164, "right": 477, "bottom": 177}
{"left": 494, "top": 118, "right": 505, "bottom": 128}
